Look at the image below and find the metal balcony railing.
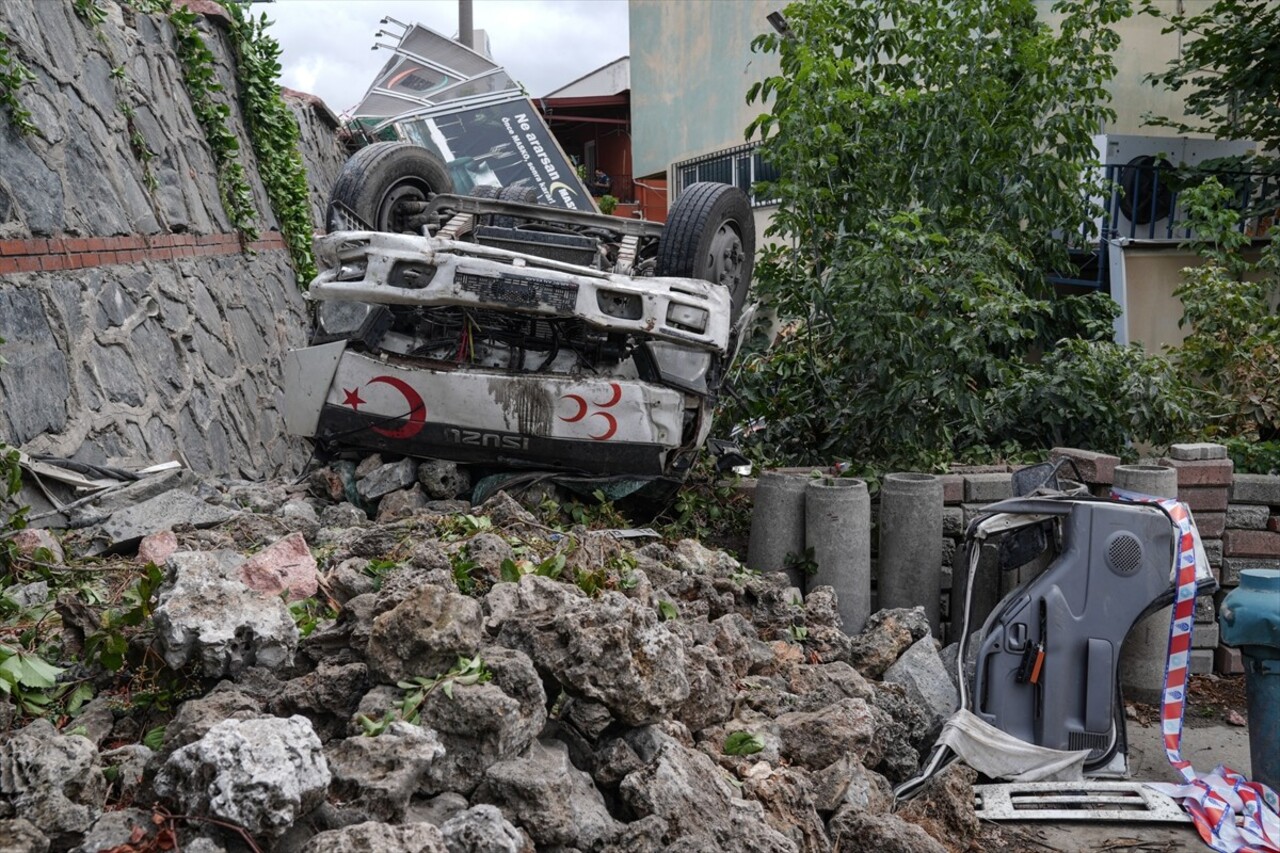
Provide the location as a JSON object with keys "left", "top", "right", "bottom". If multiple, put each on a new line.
{"left": 1049, "top": 161, "right": 1277, "bottom": 290}
{"left": 1101, "top": 161, "right": 1278, "bottom": 242}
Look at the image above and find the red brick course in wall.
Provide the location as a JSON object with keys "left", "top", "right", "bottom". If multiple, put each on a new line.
{"left": 1178, "top": 485, "right": 1230, "bottom": 512}
{"left": 1157, "top": 456, "right": 1235, "bottom": 487}
{"left": 0, "top": 232, "right": 289, "bottom": 276}
{"left": 1223, "top": 528, "right": 1280, "bottom": 558}
{"left": 1196, "top": 512, "right": 1227, "bottom": 538}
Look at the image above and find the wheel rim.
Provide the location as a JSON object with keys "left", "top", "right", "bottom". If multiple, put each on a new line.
{"left": 706, "top": 221, "right": 746, "bottom": 304}
{"left": 376, "top": 178, "right": 431, "bottom": 232}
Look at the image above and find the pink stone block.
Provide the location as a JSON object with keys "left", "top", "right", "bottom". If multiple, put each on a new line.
{"left": 238, "top": 532, "right": 318, "bottom": 601}
{"left": 136, "top": 530, "right": 178, "bottom": 566}
{"left": 8, "top": 528, "right": 64, "bottom": 564}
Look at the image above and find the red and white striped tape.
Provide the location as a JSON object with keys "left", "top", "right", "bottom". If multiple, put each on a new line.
{"left": 1112, "top": 488, "right": 1279, "bottom": 853}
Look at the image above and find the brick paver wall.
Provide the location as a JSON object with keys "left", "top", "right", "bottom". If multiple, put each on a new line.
{"left": 0, "top": 233, "right": 289, "bottom": 276}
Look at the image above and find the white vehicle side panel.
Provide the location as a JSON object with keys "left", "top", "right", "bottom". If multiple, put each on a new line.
{"left": 325, "top": 350, "right": 684, "bottom": 446}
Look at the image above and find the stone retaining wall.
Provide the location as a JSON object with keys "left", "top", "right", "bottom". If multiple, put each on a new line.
{"left": 0, "top": 0, "right": 346, "bottom": 477}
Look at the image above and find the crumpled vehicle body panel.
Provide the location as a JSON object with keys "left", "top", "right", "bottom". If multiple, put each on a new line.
{"left": 286, "top": 140, "right": 753, "bottom": 494}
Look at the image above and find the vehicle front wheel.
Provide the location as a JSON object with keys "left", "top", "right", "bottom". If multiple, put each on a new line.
{"left": 655, "top": 182, "right": 755, "bottom": 324}
{"left": 325, "top": 142, "right": 454, "bottom": 233}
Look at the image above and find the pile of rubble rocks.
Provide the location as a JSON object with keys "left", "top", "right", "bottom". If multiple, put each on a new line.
{"left": 0, "top": 457, "right": 1002, "bottom": 853}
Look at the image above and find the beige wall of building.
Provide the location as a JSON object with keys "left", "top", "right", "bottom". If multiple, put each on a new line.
{"left": 629, "top": 0, "right": 780, "bottom": 181}
{"left": 1114, "top": 244, "right": 1276, "bottom": 352}
{"left": 1116, "top": 248, "right": 1198, "bottom": 351}
{"left": 632, "top": 0, "right": 1212, "bottom": 187}
{"left": 1033, "top": 0, "right": 1212, "bottom": 136}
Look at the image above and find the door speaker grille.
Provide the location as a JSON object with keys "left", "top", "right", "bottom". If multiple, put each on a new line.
{"left": 1105, "top": 532, "right": 1143, "bottom": 576}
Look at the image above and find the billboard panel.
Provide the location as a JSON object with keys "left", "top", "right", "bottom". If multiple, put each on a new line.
{"left": 397, "top": 98, "right": 590, "bottom": 211}
{"left": 351, "top": 24, "right": 516, "bottom": 120}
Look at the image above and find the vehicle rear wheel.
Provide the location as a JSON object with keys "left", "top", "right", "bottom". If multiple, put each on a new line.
{"left": 326, "top": 142, "right": 453, "bottom": 233}
{"left": 655, "top": 182, "right": 755, "bottom": 324}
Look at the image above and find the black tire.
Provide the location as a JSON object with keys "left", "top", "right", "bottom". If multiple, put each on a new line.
{"left": 469, "top": 184, "right": 502, "bottom": 227}
{"left": 495, "top": 185, "right": 541, "bottom": 228}
{"left": 326, "top": 142, "right": 453, "bottom": 233}
{"left": 655, "top": 182, "right": 755, "bottom": 324}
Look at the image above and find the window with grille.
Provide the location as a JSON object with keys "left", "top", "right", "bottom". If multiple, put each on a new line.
{"left": 672, "top": 143, "right": 780, "bottom": 208}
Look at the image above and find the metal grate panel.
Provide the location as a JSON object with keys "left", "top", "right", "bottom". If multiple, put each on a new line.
{"left": 974, "top": 782, "right": 1189, "bottom": 823}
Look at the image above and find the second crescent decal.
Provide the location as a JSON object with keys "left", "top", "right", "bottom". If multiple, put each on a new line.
{"left": 559, "top": 384, "right": 623, "bottom": 440}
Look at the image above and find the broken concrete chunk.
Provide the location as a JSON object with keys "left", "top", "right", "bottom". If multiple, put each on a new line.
{"left": 418, "top": 459, "right": 470, "bottom": 499}
{"left": 828, "top": 805, "right": 948, "bottom": 853}
{"left": 0, "top": 819, "right": 49, "bottom": 853}
{"left": 896, "top": 764, "right": 981, "bottom": 851}
{"left": 152, "top": 550, "right": 298, "bottom": 678}
{"left": 440, "top": 804, "right": 530, "bottom": 853}
{"left": 357, "top": 458, "right": 417, "bottom": 501}
{"left": 320, "top": 502, "right": 367, "bottom": 527}
{"left": 87, "top": 490, "right": 237, "bottom": 554}
{"left": 848, "top": 607, "right": 932, "bottom": 679}
{"left": 776, "top": 697, "right": 883, "bottom": 771}
{"left": 64, "top": 469, "right": 198, "bottom": 528}
{"left": 154, "top": 715, "right": 330, "bottom": 839}
{"left": 739, "top": 762, "right": 830, "bottom": 853}
{"left": 617, "top": 730, "right": 797, "bottom": 851}
{"left": 365, "top": 584, "right": 484, "bottom": 684}
{"left": 159, "top": 688, "right": 266, "bottom": 755}
{"left": 375, "top": 484, "right": 428, "bottom": 521}
{"left": 326, "top": 722, "right": 444, "bottom": 822}
{"left": 883, "top": 637, "right": 960, "bottom": 731}
{"left": 418, "top": 647, "right": 548, "bottom": 796}
{"left": 496, "top": 577, "right": 689, "bottom": 726}
{"left": 474, "top": 740, "right": 619, "bottom": 849}
{"left": 305, "top": 820, "right": 448, "bottom": 853}
{"left": 71, "top": 808, "right": 155, "bottom": 853}
{"left": 0, "top": 719, "right": 106, "bottom": 849}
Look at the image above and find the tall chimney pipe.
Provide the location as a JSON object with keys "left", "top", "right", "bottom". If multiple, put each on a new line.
{"left": 459, "top": 0, "right": 474, "bottom": 49}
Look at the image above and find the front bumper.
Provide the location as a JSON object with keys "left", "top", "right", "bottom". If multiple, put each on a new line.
{"left": 311, "top": 231, "right": 732, "bottom": 353}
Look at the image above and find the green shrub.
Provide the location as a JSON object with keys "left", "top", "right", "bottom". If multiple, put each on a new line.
{"left": 1171, "top": 179, "right": 1280, "bottom": 442}
{"left": 725, "top": 0, "right": 1190, "bottom": 469}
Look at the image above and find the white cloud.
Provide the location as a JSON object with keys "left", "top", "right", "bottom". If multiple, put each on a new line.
{"left": 264, "top": 0, "right": 630, "bottom": 116}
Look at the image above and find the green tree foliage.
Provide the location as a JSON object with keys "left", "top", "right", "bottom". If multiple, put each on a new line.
{"left": 1142, "top": 0, "right": 1280, "bottom": 155}
{"left": 1141, "top": 1, "right": 1279, "bottom": 450}
{"left": 1172, "top": 179, "right": 1280, "bottom": 442}
{"left": 724, "top": 0, "right": 1193, "bottom": 468}
{"left": 0, "top": 28, "right": 36, "bottom": 136}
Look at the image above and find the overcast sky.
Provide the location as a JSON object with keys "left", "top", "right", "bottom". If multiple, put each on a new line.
{"left": 264, "top": 0, "right": 630, "bottom": 117}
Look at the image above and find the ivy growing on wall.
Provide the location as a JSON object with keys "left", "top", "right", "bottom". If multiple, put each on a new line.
{"left": 221, "top": 2, "right": 317, "bottom": 284}
{"left": 167, "top": 2, "right": 260, "bottom": 242}
{"left": 0, "top": 28, "right": 37, "bottom": 136}
{"left": 11, "top": 0, "right": 317, "bottom": 284}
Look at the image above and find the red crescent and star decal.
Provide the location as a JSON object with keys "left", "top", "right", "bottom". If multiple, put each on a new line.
{"left": 341, "top": 375, "right": 427, "bottom": 440}
{"left": 559, "top": 382, "right": 621, "bottom": 441}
